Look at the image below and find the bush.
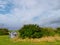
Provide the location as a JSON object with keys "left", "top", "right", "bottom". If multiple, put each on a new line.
{"left": 19, "top": 24, "right": 56, "bottom": 39}
{"left": 19, "top": 24, "right": 43, "bottom": 38}
{"left": 55, "top": 27, "right": 60, "bottom": 35}
{"left": 0, "top": 28, "right": 9, "bottom": 35}
{"left": 42, "top": 28, "right": 56, "bottom": 36}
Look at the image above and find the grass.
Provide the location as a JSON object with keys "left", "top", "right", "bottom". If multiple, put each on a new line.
{"left": 0, "top": 35, "right": 60, "bottom": 45}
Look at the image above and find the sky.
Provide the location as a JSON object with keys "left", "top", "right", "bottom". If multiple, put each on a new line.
{"left": 0, "top": 0, "right": 60, "bottom": 30}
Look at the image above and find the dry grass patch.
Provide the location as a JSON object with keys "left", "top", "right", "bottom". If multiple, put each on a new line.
{"left": 12, "top": 35, "right": 60, "bottom": 43}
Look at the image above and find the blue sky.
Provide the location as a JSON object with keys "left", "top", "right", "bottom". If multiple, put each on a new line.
{"left": 0, "top": 0, "right": 60, "bottom": 30}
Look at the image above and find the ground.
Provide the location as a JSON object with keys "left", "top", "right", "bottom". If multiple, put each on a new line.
{"left": 0, "top": 35, "right": 60, "bottom": 45}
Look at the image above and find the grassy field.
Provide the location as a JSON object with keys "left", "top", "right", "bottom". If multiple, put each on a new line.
{"left": 0, "top": 36, "right": 60, "bottom": 45}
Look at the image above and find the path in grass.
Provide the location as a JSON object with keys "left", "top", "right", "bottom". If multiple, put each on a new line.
{"left": 0, "top": 36, "right": 60, "bottom": 45}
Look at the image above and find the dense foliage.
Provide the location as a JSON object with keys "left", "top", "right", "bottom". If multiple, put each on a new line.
{"left": 19, "top": 24, "right": 56, "bottom": 39}
{"left": 0, "top": 28, "right": 9, "bottom": 35}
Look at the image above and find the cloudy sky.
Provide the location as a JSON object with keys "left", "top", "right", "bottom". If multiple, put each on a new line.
{"left": 0, "top": 0, "right": 60, "bottom": 30}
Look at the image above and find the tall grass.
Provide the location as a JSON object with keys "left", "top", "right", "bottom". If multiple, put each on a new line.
{"left": 12, "top": 35, "right": 60, "bottom": 43}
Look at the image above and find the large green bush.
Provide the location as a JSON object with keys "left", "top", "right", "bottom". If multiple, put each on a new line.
{"left": 19, "top": 24, "right": 43, "bottom": 38}
{"left": 19, "top": 24, "right": 56, "bottom": 39}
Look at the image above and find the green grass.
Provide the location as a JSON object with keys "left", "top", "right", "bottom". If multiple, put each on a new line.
{"left": 0, "top": 36, "right": 60, "bottom": 45}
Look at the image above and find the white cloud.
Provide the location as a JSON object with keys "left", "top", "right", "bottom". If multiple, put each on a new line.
{"left": 0, "top": 0, "right": 60, "bottom": 29}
